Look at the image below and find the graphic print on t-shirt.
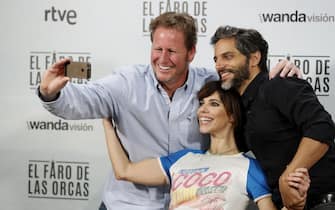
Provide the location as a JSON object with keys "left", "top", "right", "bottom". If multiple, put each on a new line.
{"left": 170, "top": 167, "right": 231, "bottom": 209}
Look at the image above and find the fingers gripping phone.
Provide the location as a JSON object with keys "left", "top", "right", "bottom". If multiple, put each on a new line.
{"left": 65, "top": 61, "right": 91, "bottom": 79}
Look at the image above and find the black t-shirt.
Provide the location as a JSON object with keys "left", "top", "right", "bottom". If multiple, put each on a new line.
{"left": 242, "top": 71, "right": 335, "bottom": 205}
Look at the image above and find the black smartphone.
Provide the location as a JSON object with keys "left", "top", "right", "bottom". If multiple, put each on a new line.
{"left": 65, "top": 61, "right": 91, "bottom": 79}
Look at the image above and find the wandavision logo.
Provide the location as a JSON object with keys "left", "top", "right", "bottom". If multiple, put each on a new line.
{"left": 259, "top": 10, "right": 335, "bottom": 23}
{"left": 28, "top": 160, "right": 89, "bottom": 200}
{"left": 26, "top": 119, "right": 94, "bottom": 132}
{"left": 28, "top": 51, "right": 91, "bottom": 90}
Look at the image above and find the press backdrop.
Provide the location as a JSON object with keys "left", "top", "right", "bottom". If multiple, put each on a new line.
{"left": 1, "top": 0, "right": 334, "bottom": 209}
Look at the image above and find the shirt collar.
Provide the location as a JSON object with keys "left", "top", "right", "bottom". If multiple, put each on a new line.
{"left": 150, "top": 66, "right": 190, "bottom": 92}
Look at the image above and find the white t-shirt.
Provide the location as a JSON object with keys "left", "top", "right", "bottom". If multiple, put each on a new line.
{"left": 159, "top": 149, "right": 271, "bottom": 210}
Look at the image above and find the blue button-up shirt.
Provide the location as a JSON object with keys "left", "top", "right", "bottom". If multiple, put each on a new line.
{"left": 41, "top": 64, "right": 218, "bottom": 209}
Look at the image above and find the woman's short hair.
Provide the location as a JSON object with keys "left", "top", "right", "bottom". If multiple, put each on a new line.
{"left": 197, "top": 81, "right": 248, "bottom": 152}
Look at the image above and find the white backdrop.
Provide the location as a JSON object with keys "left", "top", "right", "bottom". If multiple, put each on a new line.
{"left": 1, "top": 0, "right": 334, "bottom": 209}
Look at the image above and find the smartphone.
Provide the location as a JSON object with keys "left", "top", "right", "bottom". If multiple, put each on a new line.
{"left": 65, "top": 61, "right": 91, "bottom": 79}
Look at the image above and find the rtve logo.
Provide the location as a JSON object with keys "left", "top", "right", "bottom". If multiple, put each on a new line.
{"left": 44, "top": 6, "right": 77, "bottom": 25}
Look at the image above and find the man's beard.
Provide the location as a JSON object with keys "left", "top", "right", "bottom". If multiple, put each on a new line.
{"left": 220, "top": 61, "right": 250, "bottom": 90}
